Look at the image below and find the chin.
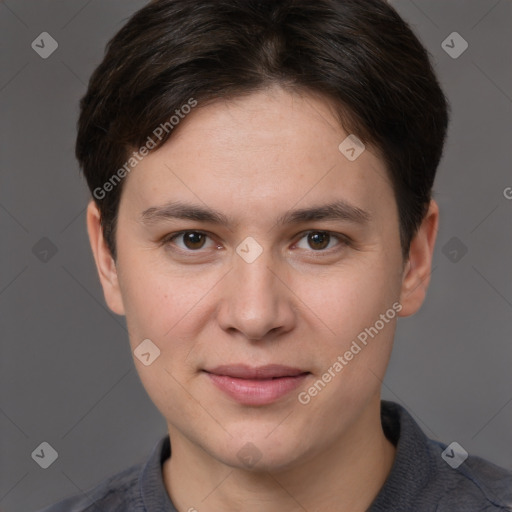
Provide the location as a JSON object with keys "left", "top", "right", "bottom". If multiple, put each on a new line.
{"left": 208, "top": 428, "right": 311, "bottom": 473}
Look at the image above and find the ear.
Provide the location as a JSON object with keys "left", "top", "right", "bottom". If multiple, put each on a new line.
{"left": 398, "top": 199, "right": 439, "bottom": 317}
{"left": 86, "top": 200, "right": 125, "bottom": 315}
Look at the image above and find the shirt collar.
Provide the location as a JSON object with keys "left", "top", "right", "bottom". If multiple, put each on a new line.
{"left": 368, "top": 400, "right": 437, "bottom": 511}
{"left": 139, "top": 434, "right": 175, "bottom": 511}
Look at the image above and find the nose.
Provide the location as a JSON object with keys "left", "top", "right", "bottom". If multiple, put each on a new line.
{"left": 216, "top": 247, "right": 296, "bottom": 341}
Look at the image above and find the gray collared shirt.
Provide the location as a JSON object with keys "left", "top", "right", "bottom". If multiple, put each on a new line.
{"left": 37, "top": 401, "right": 512, "bottom": 511}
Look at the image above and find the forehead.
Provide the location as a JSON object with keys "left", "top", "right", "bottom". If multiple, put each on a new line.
{"left": 119, "top": 87, "right": 394, "bottom": 226}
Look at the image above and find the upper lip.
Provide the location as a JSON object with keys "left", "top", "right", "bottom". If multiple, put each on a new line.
{"left": 205, "top": 364, "right": 309, "bottom": 379}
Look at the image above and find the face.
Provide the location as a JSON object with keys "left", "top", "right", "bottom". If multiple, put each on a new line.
{"left": 88, "top": 86, "right": 436, "bottom": 472}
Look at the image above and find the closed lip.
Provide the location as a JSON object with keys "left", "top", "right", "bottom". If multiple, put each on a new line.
{"left": 204, "top": 364, "right": 309, "bottom": 379}
{"left": 204, "top": 364, "right": 310, "bottom": 405}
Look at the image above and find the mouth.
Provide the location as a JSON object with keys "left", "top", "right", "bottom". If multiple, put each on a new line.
{"left": 203, "top": 364, "right": 310, "bottom": 405}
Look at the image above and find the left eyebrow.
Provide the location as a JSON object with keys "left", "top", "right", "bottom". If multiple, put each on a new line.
{"left": 139, "top": 199, "right": 371, "bottom": 228}
{"left": 275, "top": 200, "right": 371, "bottom": 226}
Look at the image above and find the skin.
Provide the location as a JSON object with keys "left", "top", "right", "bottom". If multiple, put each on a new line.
{"left": 87, "top": 86, "right": 438, "bottom": 511}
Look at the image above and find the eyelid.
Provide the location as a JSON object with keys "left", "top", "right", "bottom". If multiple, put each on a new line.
{"left": 160, "top": 230, "right": 219, "bottom": 250}
{"left": 160, "top": 229, "right": 351, "bottom": 253}
{"left": 292, "top": 230, "right": 351, "bottom": 251}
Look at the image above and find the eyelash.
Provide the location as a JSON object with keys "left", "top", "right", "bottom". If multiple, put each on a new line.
{"left": 159, "top": 230, "right": 351, "bottom": 255}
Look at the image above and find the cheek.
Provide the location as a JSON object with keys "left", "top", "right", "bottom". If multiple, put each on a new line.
{"left": 121, "top": 279, "right": 169, "bottom": 343}
{"left": 295, "top": 258, "right": 399, "bottom": 345}
{"left": 116, "top": 254, "right": 182, "bottom": 343}
{"left": 295, "top": 266, "right": 398, "bottom": 424}
{"left": 117, "top": 253, "right": 219, "bottom": 359}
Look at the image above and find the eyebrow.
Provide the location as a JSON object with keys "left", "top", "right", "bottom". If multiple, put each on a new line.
{"left": 140, "top": 199, "right": 371, "bottom": 227}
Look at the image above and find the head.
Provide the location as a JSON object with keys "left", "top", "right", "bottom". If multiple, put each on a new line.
{"left": 80, "top": 0, "right": 448, "bottom": 471}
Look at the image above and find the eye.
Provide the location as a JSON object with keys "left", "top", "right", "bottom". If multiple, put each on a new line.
{"left": 163, "top": 231, "right": 217, "bottom": 251}
{"left": 160, "top": 230, "right": 349, "bottom": 255}
{"left": 295, "top": 231, "right": 348, "bottom": 251}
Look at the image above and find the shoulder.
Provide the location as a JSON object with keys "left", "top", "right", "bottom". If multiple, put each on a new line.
{"left": 426, "top": 438, "right": 512, "bottom": 511}
{"left": 36, "top": 462, "right": 144, "bottom": 512}
{"left": 375, "top": 401, "right": 512, "bottom": 512}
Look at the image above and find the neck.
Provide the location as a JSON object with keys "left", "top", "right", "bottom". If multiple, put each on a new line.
{"left": 163, "top": 397, "right": 395, "bottom": 512}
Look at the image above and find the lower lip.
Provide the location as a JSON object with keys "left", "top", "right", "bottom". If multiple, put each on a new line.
{"left": 206, "top": 372, "right": 309, "bottom": 405}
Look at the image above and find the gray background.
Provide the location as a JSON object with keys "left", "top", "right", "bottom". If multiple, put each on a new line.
{"left": 1, "top": 1, "right": 511, "bottom": 511}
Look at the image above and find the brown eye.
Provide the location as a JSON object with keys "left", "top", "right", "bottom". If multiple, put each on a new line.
{"left": 307, "top": 232, "right": 331, "bottom": 250}
{"left": 294, "top": 231, "right": 349, "bottom": 253}
{"left": 163, "top": 231, "right": 215, "bottom": 251}
{"left": 181, "top": 231, "right": 207, "bottom": 250}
